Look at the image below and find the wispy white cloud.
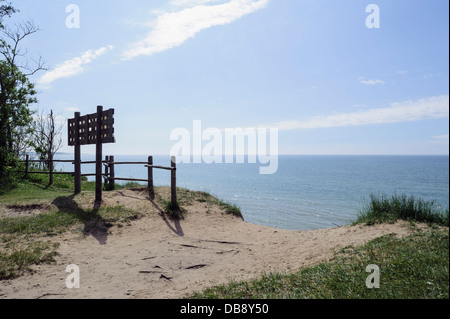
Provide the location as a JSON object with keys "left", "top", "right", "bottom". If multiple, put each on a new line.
{"left": 37, "top": 45, "right": 114, "bottom": 88}
{"left": 359, "top": 78, "right": 385, "bottom": 85}
{"left": 263, "top": 95, "right": 449, "bottom": 130}
{"left": 432, "top": 134, "right": 449, "bottom": 140}
{"left": 170, "top": 0, "right": 226, "bottom": 6}
{"left": 423, "top": 73, "right": 440, "bottom": 79}
{"left": 122, "top": 0, "right": 269, "bottom": 59}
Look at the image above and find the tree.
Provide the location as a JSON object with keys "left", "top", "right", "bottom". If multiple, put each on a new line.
{"left": 32, "top": 109, "right": 64, "bottom": 185}
{"left": 0, "top": 0, "right": 15, "bottom": 26}
{"left": 0, "top": 1, "right": 45, "bottom": 186}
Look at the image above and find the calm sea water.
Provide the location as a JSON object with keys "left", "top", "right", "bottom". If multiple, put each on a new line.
{"left": 54, "top": 155, "right": 449, "bottom": 231}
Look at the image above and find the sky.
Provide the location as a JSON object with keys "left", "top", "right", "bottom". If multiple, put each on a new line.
{"left": 5, "top": 0, "right": 449, "bottom": 156}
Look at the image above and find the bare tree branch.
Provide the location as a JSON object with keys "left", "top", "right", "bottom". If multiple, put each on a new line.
{"left": 33, "top": 108, "right": 65, "bottom": 167}
{"left": 1, "top": 19, "right": 47, "bottom": 74}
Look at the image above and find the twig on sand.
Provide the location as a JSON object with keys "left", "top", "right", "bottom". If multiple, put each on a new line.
{"left": 35, "top": 293, "right": 66, "bottom": 299}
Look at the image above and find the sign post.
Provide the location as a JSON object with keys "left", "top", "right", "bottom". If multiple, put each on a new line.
{"left": 74, "top": 112, "right": 81, "bottom": 194}
{"left": 95, "top": 105, "right": 103, "bottom": 203}
{"left": 68, "top": 106, "right": 115, "bottom": 203}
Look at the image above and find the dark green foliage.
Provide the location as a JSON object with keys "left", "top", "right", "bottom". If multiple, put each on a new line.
{"left": 0, "top": 2, "right": 40, "bottom": 189}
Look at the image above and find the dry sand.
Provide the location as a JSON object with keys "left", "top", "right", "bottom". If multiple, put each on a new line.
{"left": 0, "top": 188, "right": 422, "bottom": 299}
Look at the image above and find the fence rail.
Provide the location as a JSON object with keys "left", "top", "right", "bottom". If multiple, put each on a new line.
{"left": 18, "top": 155, "right": 107, "bottom": 177}
{"left": 102, "top": 156, "right": 176, "bottom": 202}
{"left": 19, "top": 155, "right": 177, "bottom": 203}
{"left": 22, "top": 159, "right": 75, "bottom": 163}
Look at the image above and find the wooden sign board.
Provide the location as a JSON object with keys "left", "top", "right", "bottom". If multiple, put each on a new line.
{"left": 68, "top": 108, "right": 115, "bottom": 146}
{"left": 68, "top": 106, "right": 115, "bottom": 203}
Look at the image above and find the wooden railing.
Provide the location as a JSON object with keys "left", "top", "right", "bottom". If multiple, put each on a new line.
{"left": 19, "top": 155, "right": 177, "bottom": 203}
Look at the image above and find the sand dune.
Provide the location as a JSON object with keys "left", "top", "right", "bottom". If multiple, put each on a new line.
{"left": 0, "top": 188, "right": 419, "bottom": 299}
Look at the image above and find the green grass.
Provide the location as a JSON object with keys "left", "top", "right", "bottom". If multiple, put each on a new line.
{"left": 0, "top": 201, "right": 141, "bottom": 280}
{"left": 192, "top": 229, "right": 449, "bottom": 299}
{"left": 354, "top": 193, "right": 449, "bottom": 227}
{"left": 0, "top": 174, "right": 142, "bottom": 280}
{"left": 192, "top": 194, "right": 449, "bottom": 299}
{"left": 0, "top": 212, "right": 77, "bottom": 236}
{"left": 0, "top": 241, "right": 60, "bottom": 280}
{"left": 2, "top": 180, "right": 448, "bottom": 298}
{"left": 217, "top": 200, "right": 243, "bottom": 218}
{"left": 17, "top": 171, "right": 140, "bottom": 194}
{"left": 186, "top": 190, "right": 243, "bottom": 218}
{"left": 163, "top": 200, "right": 185, "bottom": 219}
{"left": 0, "top": 182, "right": 73, "bottom": 205}
{"left": 153, "top": 188, "right": 243, "bottom": 219}
{"left": 0, "top": 179, "right": 141, "bottom": 236}
{"left": 0, "top": 205, "right": 141, "bottom": 237}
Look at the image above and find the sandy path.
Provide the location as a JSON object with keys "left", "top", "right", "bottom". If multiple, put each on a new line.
{"left": 0, "top": 189, "right": 419, "bottom": 299}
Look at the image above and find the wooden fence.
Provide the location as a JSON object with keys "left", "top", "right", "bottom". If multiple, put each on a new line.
{"left": 102, "top": 156, "right": 177, "bottom": 202}
{"left": 19, "top": 155, "right": 177, "bottom": 203}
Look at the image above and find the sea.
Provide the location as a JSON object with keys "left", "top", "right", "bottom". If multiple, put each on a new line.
{"left": 53, "top": 154, "right": 449, "bottom": 231}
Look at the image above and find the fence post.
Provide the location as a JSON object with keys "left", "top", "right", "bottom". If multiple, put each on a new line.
{"left": 104, "top": 155, "right": 110, "bottom": 190}
{"left": 95, "top": 105, "right": 103, "bottom": 203}
{"left": 110, "top": 155, "right": 115, "bottom": 190}
{"left": 171, "top": 156, "right": 177, "bottom": 206}
{"left": 49, "top": 153, "right": 54, "bottom": 186}
{"left": 25, "top": 154, "right": 29, "bottom": 178}
{"left": 74, "top": 112, "right": 81, "bottom": 194}
{"left": 148, "top": 156, "right": 155, "bottom": 200}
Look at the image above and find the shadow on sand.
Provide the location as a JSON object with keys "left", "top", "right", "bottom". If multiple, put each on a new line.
{"left": 52, "top": 195, "right": 109, "bottom": 245}
{"left": 150, "top": 200, "right": 184, "bottom": 237}
{"left": 52, "top": 188, "right": 185, "bottom": 242}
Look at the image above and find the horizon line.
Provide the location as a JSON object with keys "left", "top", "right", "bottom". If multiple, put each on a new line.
{"left": 54, "top": 152, "right": 450, "bottom": 157}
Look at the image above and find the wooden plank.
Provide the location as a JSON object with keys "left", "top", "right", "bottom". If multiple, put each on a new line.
{"left": 49, "top": 154, "right": 54, "bottom": 185}
{"left": 104, "top": 155, "right": 110, "bottom": 190}
{"left": 68, "top": 117, "right": 76, "bottom": 146}
{"left": 144, "top": 165, "right": 174, "bottom": 171}
{"left": 80, "top": 161, "right": 97, "bottom": 164}
{"left": 19, "top": 159, "right": 74, "bottom": 163}
{"left": 148, "top": 156, "right": 154, "bottom": 200}
{"left": 110, "top": 156, "right": 115, "bottom": 190}
{"left": 171, "top": 156, "right": 177, "bottom": 205}
{"left": 86, "top": 113, "right": 96, "bottom": 145}
{"left": 110, "top": 177, "right": 148, "bottom": 182}
{"left": 68, "top": 108, "right": 115, "bottom": 146}
{"left": 24, "top": 171, "right": 75, "bottom": 175}
{"left": 74, "top": 112, "right": 81, "bottom": 194}
{"left": 25, "top": 155, "right": 29, "bottom": 178}
{"left": 95, "top": 105, "right": 103, "bottom": 203}
{"left": 107, "top": 162, "right": 149, "bottom": 165}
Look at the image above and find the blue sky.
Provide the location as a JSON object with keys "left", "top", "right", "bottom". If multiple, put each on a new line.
{"left": 7, "top": 0, "right": 449, "bottom": 155}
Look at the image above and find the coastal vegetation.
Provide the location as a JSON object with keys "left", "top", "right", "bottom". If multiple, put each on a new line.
{"left": 192, "top": 194, "right": 449, "bottom": 299}
{"left": 0, "top": 173, "right": 241, "bottom": 280}
{"left": 0, "top": 174, "right": 142, "bottom": 279}
{"left": 192, "top": 228, "right": 448, "bottom": 299}
{"left": 354, "top": 193, "right": 449, "bottom": 227}
{"left": 0, "top": 173, "right": 448, "bottom": 298}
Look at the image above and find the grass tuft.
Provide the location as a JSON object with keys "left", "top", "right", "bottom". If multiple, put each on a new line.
{"left": 218, "top": 200, "right": 243, "bottom": 218}
{"left": 0, "top": 241, "right": 60, "bottom": 280}
{"left": 163, "top": 200, "right": 186, "bottom": 219}
{"left": 353, "top": 193, "right": 449, "bottom": 226}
